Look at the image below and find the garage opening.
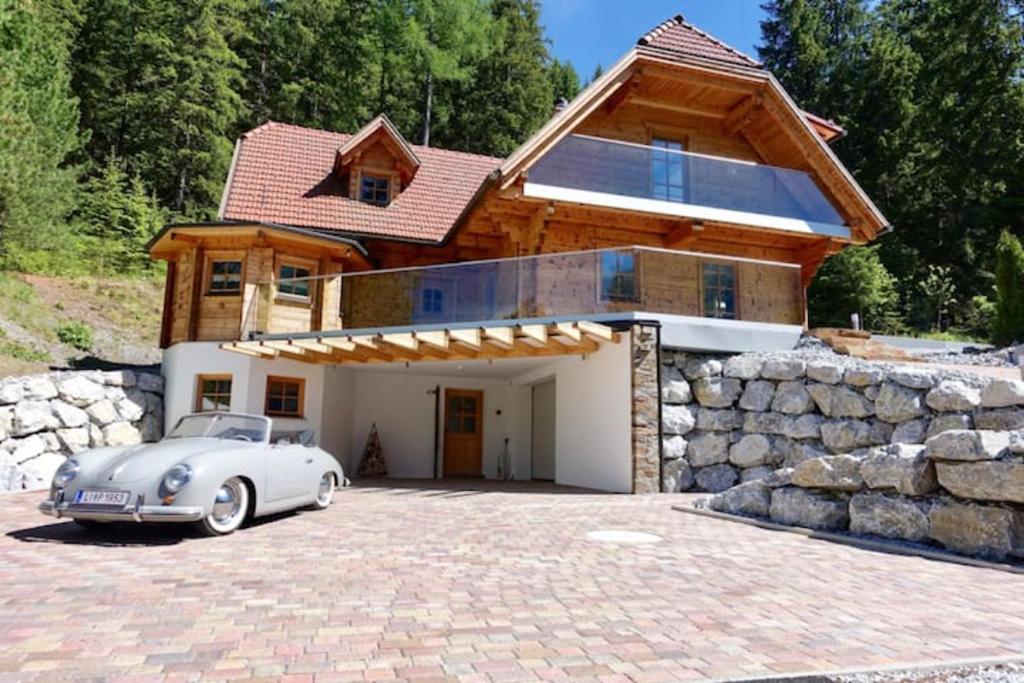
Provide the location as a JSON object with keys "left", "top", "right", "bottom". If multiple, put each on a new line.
{"left": 531, "top": 380, "right": 556, "bottom": 481}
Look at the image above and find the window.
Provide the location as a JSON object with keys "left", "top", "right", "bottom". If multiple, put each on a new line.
{"left": 195, "top": 374, "right": 232, "bottom": 412}
{"left": 278, "top": 264, "right": 311, "bottom": 299}
{"left": 600, "top": 251, "right": 636, "bottom": 302}
{"left": 651, "top": 138, "right": 685, "bottom": 202}
{"left": 208, "top": 260, "right": 242, "bottom": 294}
{"left": 446, "top": 395, "right": 480, "bottom": 434}
{"left": 421, "top": 287, "right": 444, "bottom": 314}
{"left": 703, "top": 262, "right": 737, "bottom": 319}
{"left": 265, "top": 376, "right": 305, "bottom": 418}
{"left": 359, "top": 174, "right": 390, "bottom": 206}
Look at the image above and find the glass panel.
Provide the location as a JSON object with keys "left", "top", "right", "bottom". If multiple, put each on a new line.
{"left": 210, "top": 261, "right": 242, "bottom": 292}
{"left": 167, "top": 414, "right": 268, "bottom": 442}
{"left": 462, "top": 417, "right": 476, "bottom": 433}
{"left": 530, "top": 135, "right": 845, "bottom": 225}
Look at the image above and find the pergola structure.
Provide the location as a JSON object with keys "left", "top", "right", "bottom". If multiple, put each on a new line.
{"left": 220, "top": 321, "right": 620, "bottom": 365}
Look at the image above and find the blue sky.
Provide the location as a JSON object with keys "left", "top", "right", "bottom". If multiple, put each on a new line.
{"left": 541, "top": 1, "right": 768, "bottom": 81}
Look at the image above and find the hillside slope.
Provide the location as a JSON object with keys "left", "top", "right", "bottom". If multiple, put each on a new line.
{"left": 0, "top": 273, "right": 164, "bottom": 377}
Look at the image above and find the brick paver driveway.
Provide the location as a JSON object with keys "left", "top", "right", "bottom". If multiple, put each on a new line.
{"left": 1, "top": 481, "right": 1023, "bottom": 683}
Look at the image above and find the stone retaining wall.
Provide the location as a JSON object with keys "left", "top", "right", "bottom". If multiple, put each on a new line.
{"left": 660, "top": 349, "right": 1024, "bottom": 496}
{"left": 0, "top": 370, "right": 164, "bottom": 491}
{"left": 708, "top": 429, "right": 1024, "bottom": 560}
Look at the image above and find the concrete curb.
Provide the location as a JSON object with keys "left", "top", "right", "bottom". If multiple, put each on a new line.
{"left": 673, "top": 501, "right": 1024, "bottom": 576}
{"left": 706, "top": 653, "right": 1024, "bottom": 682}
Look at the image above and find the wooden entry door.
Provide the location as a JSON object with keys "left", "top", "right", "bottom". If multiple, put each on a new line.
{"left": 443, "top": 389, "right": 483, "bottom": 477}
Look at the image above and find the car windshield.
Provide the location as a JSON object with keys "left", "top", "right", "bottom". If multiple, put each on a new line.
{"left": 166, "top": 414, "right": 268, "bottom": 443}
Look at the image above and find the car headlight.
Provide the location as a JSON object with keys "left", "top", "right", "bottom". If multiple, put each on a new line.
{"left": 53, "top": 459, "right": 79, "bottom": 486}
{"left": 163, "top": 464, "right": 192, "bottom": 493}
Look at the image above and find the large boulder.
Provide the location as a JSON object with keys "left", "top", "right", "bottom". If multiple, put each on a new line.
{"left": 687, "top": 432, "right": 731, "bottom": 467}
{"left": 783, "top": 442, "right": 830, "bottom": 469}
{"left": 820, "top": 420, "right": 875, "bottom": 453}
{"left": 925, "top": 429, "right": 1009, "bottom": 462}
{"left": 116, "top": 390, "right": 147, "bottom": 422}
{"left": 806, "top": 359, "right": 844, "bottom": 385}
{"left": 769, "top": 487, "right": 849, "bottom": 531}
{"left": 0, "top": 380, "right": 24, "bottom": 405}
{"left": 709, "top": 481, "right": 771, "bottom": 517}
{"left": 24, "top": 376, "right": 57, "bottom": 401}
{"left": 791, "top": 454, "right": 864, "bottom": 492}
{"left": 935, "top": 460, "right": 1024, "bottom": 505}
{"left": 926, "top": 380, "right": 981, "bottom": 413}
{"left": 694, "top": 463, "right": 738, "bottom": 492}
{"left": 102, "top": 370, "right": 137, "bottom": 387}
{"left": 12, "top": 401, "right": 58, "bottom": 437}
{"left": 890, "top": 368, "right": 936, "bottom": 390}
{"left": 137, "top": 372, "right": 164, "bottom": 394}
{"left": 891, "top": 419, "right": 928, "bottom": 445}
{"left": 926, "top": 414, "right": 972, "bottom": 438}
{"left": 729, "top": 434, "right": 772, "bottom": 468}
{"left": 849, "top": 492, "right": 930, "bottom": 542}
{"left": 740, "top": 465, "right": 774, "bottom": 483}
{"left": 662, "top": 458, "right": 694, "bottom": 492}
{"left": 660, "top": 366, "right": 691, "bottom": 404}
{"left": 57, "top": 375, "right": 106, "bottom": 407}
{"left": 696, "top": 409, "right": 743, "bottom": 432}
{"left": 928, "top": 500, "right": 1024, "bottom": 560}
{"left": 20, "top": 452, "right": 66, "bottom": 490}
{"left": 981, "top": 379, "right": 1024, "bottom": 408}
{"left": 691, "top": 378, "right": 743, "bottom": 408}
{"left": 662, "top": 405, "right": 696, "bottom": 436}
{"left": 722, "top": 355, "right": 762, "bottom": 380}
{"left": 771, "top": 381, "right": 815, "bottom": 415}
{"left": 761, "top": 358, "right": 805, "bottom": 381}
{"left": 50, "top": 400, "right": 89, "bottom": 429}
{"left": 56, "top": 427, "right": 90, "bottom": 454}
{"left": 781, "top": 414, "right": 823, "bottom": 440}
{"left": 683, "top": 358, "right": 722, "bottom": 380}
{"left": 103, "top": 422, "right": 141, "bottom": 447}
{"left": 86, "top": 399, "right": 120, "bottom": 427}
{"left": 844, "top": 367, "right": 884, "bottom": 387}
{"left": 807, "top": 384, "right": 872, "bottom": 418}
{"left": 861, "top": 444, "right": 937, "bottom": 496}
{"left": 739, "top": 380, "right": 775, "bottom": 412}
{"left": 9, "top": 434, "right": 46, "bottom": 462}
{"left": 663, "top": 435, "right": 687, "bottom": 460}
{"left": 743, "top": 411, "right": 786, "bottom": 436}
{"left": 974, "top": 409, "right": 1024, "bottom": 431}
{"left": 874, "top": 383, "right": 926, "bottom": 424}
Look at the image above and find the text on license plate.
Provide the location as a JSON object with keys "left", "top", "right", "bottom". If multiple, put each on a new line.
{"left": 74, "top": 490, "right": 130, "bottom": 506}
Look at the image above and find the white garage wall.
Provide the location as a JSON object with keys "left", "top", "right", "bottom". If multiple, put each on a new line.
{"left": 319, "top": 366, "right": 355, "bottom": 472}
{"left": 510, "top": 338, "right": 633, "bottom": 493}
{"left": 346, "top": 371, "right": 522, "bottom": 480}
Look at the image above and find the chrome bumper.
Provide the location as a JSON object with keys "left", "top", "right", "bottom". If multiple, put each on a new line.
{"left": 39, "top": 498, "right": 205, "bottom": 523}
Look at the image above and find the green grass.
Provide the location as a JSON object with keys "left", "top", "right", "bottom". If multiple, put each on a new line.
{"left": 0, "top": 328, "right": 51, "bottom": 363}
{"left": 0, "top": 272, "right": 55, "bottom": 340}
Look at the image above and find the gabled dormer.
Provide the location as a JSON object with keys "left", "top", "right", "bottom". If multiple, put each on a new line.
{"left": 332, "top": 114, "right": 421, "bottom": 207}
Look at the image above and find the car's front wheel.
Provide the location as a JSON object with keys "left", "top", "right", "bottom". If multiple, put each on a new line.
{"left": 197, "top": 477, "right": 249, "bottom": 536}
{"left": 312, "top": 472, "right": 335, "bottom": 510}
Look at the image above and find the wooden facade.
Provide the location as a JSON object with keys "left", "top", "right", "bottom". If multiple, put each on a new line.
{"left": 151, "top": 49, "right": 885, "bottom": 345}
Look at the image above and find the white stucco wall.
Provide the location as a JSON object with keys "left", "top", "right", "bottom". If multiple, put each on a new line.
{"left": 162, "top": 341, "right": 327, "bottom": 443}
{"left": 163, "top": 332, "right": 634, "bottom": 493}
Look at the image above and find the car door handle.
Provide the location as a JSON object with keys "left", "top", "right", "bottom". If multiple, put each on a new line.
{"left": 305, "top": 457, "right": 313, "bottom": 464}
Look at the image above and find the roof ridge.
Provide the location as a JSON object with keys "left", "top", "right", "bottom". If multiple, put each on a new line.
{"left": 636, "top": 14, "right": 683, "bottom": 46}
{"left": 677, "top": 17, "right": 761, "bottom": 67}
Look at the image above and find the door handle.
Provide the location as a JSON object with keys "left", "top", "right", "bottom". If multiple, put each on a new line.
{"left": 305, "top": 457, "right": 314, "bottom": 464}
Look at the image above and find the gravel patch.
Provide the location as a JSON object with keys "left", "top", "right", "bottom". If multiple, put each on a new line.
{"left": 830, "top": 661, "right": 1024, "bottom": 682}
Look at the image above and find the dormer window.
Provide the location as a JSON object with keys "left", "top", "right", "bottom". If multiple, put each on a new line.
{"left": 360, "top": 174, "right": 391, "bottom": 206}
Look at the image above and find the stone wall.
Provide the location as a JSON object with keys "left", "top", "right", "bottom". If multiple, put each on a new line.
{"left": 660, "top": 349, "right": 1024, "bottom": 495}
{"left": 630, "top": 324, "right": 660, "bottom": 494}
{"left": 0, "top": 370, "right": 164, "bottom": 491}
{"left": 708, "top": 430, "right": 1024, "bottom": 561}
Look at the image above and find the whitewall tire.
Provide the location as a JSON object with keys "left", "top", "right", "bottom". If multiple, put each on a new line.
{"left": 312, "top": 472, "right": 335, "bottom": 510}
{"left": 197, "top": 477, "right": 249, "bottom": 536}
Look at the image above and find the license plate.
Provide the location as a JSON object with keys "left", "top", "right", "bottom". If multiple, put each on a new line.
{"left": 74, "top": 490, "right": 131, "bottom": 507}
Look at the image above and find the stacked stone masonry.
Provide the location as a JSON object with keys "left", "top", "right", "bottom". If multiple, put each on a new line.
{"left": 662, "top": 349, "right": 1024, "bottom": 560}
{"left": 0, "top": 370, "right": 164, "bottom": 491}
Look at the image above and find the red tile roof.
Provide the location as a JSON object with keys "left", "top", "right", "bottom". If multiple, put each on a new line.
{"left": 638, "top": 14, "right": 762, "bottom": 69}
{"left": 220, "top": 121, "right": 499, "bottom": 242}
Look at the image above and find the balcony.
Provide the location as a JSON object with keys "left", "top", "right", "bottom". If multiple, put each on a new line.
{"left": 526, "top": 135, "right": 849, "bottom": 238}
{"left": 240, "top": 247, "right": 803, "bottom": 339}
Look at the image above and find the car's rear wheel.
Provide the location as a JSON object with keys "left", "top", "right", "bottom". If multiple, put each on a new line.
{"left": 312, "top": 472, "right": 335, "bottom": 510}
{"left": 197, "top": 477, "right": 249, "bottom": 536}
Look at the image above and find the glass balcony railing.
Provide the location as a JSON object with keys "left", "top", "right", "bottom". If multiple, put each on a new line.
{"left": 528, "top": 134, "right": 845, "bottom": 227}
{"left": 240, "top": 247, "right": 804, "bottom": 338}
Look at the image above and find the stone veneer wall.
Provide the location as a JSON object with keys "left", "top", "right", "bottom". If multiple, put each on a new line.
{"left": 630, "top": 324, "right": 660, "bottom": 494}
{"left": 0, "top": 370, "right": 164, "bottom": 491}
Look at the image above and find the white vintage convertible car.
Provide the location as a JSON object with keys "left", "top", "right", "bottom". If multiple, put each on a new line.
{"left": 39, "top": 412, "right": 345, "bottom": 535}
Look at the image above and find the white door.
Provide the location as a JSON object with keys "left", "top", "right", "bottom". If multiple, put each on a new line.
{"left": 531, "top": 381, "right": 556, "bottom": 481}
{"left": 266, "top": 444, "right": 317, "bottom": 503}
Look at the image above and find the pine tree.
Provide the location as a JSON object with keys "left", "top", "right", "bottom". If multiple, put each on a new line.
{"left": 808, "top": 246, "right": 903, "bottom": 333}
{"left": 0, "top": 0, "right": 82, "bottom": 270}
{"left": 549, "top": 58, "right": 581, "bottom": 103}
{"left": 994, "top": 230, "right": 1024, "bottom": 345}
{"left": 439, "top": 0, "right": 553, "bottom": 155}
